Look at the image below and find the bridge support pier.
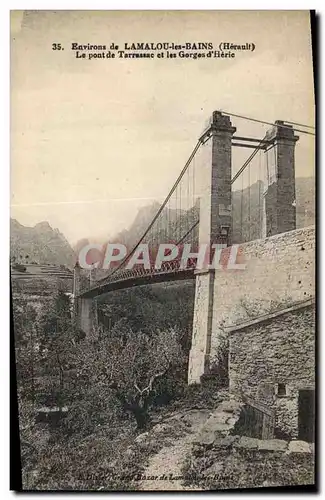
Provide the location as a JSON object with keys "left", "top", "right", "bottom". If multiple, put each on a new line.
{"left": 73, "top": 261, "right": 95, "bottom": 336}
{"left": 264, "top": 121, "right": 299, "bottom": 237}
{"left": 188, "top": 269, "right": 215, "bottom": 383}
{"left": 78, "top": 298, "right": 94, "bottom": 335}
{"left": 188, "top": 111, "right": 236, "bottom": 384}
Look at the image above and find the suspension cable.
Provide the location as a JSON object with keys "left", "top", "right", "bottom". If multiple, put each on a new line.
{"left": 248, "top": 162, "right": 251, "bottom": 241}
{"left": 179, "top": 182, "right": 182, "bottom": 242}
{"left": 231, "top": 133, "right": 268, "bottom": 185}
{"left": 240, "top": 171, "right": 244, "bottom": 243}
{"left": 187, "top": 165, "right": 190, "bottom": 241}
{"left": 284, "top": 120, "right": 315, "bottom": 130}
{"left": 175, "top": 220, "right": 199, "bottom": 246}
{"left": 219, "top": 110, "right": 315, "bottom": 136}
{"left": 265, "top": 145, "right": 270, "bottom": 191}
{"left": 99, "top": 139, "right": 203, "bottom": 280}
{"left": 258, "top": 150, "right": 262, "bottom": 238}
{"left": 192, "top": 157, "right": 195, "bottom": 248}
{"left": 94, "top": 110, "right": 313, "bottom": 286}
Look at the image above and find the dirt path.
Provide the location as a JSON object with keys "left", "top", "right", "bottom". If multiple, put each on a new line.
{"left": 138, "top": 432, "right": 201, "bottom": 491}
{"left": 137, "top": 407, "right": 215, "bottom": 491}
{"left": 137, "top": 400, "right": 237, "bottom": 491}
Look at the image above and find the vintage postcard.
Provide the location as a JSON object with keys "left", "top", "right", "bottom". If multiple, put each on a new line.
{"left": 10, "top": 10, "right": 316, "bottom": 492}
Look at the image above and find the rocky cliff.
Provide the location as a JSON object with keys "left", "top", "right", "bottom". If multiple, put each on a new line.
{"left": 10, "top": 219, "right": 76, "bottom": 268}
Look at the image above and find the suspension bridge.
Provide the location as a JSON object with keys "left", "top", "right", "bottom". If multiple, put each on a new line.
{"left": 73, "top": 110, "right": 315, "bottom": 355}
{"left": 73, "top": 111, "right": 315, "bottom": 383}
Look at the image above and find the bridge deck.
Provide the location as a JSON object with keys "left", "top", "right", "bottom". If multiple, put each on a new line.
{"left": 78, "top": 267, "right": 195, "bottom": 298}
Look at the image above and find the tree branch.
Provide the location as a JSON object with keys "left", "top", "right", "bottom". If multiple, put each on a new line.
{"left": 134, "top": 367, "right": 168, "bottom": 396}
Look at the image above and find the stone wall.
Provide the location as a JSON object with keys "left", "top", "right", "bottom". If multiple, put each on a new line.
{"left": 11, "top": 275, "right": 72, "bottom": 296}
{"left": 188, "top": 397, "right": 314, "bottom": 490}
{"left": 193, "top": 398, "right": 314, "bottom": 453}
{"left": 229, "top": 304, "right": 315, "bottom": 438}
{"left": 188, "top": 225, "right": 315, "bottom": 384}
{"left": 190, "top": 271, "right": 215, "bottom": 380}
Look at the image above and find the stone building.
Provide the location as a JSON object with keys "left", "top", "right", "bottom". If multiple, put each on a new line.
{"left": 188, "top": 225, "right": 315, "bottom": 384}
{"left": 227, "top": 298, "right": 315, "bottom": 442}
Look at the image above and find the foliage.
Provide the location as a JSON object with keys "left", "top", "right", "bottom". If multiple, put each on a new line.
{"left": 181, "top": 446, "right": 315, "bottom": 490}
{"left": 35, "top": 292, "right": 80, "bottom": 409}
{"left": 14, "top": 300, "right": 42, "bottom": 402}
{"left": 18, "top": 392, "right": 52, "bottom": 490}
{"left": 14, "top": 282, "right": 194, "bottom": 490}
{"left": 28, "top": 422, "right": 138, "bottom": 490}
{"left": 97, "top": 282, "right": 195, "bottom": 352}
{"left": 61, "top": 322, "right": 186, "bottom": 431}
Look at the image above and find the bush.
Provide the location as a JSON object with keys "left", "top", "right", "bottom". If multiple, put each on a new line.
{"left": 14, "top": 287, "right": 194, "bottom": 490}
{"left": 182, "top": 446, "right": 315, "bottom": 490}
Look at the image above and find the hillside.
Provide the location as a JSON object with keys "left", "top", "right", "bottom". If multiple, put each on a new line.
{"left": 109, "top": 176, "right": 315, "bottom": 248}
{"left": 10, "top": 219, "right": 76, "bottom": 268}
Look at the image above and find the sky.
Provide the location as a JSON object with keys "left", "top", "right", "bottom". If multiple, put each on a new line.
{"left": 10, "top": 10, "right": 315, "bottom": 245}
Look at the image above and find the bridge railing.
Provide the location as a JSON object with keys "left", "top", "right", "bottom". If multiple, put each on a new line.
{"left": 78, "top": 257, "right": 198, "bottom": 295}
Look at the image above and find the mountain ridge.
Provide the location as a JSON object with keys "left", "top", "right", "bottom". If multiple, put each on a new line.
{"left": 11, "top": 176, "right": 314, "bottom": 267}
{"left": 10, "top": 218, "right": 76, "bottom": 268}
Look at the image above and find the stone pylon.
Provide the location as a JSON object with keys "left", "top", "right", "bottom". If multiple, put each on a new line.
{"left": 264, "top": 121, "right": 299, "bottom": 237}
{"left": 188, "top": 111, "right": 236, "bottom": 384}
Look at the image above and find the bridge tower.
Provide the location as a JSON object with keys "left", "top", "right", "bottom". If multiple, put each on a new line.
{"left": 188, "top": 113, "right": 299, "bottom": 385}
{"left": 264, "top": 121, "right": 299, "bottom": 237}
{"left": 188, "top": 111, "right": 236, "bottom": 383}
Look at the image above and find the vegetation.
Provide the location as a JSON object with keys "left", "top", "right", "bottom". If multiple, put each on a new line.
{"left": 14, "top": 281, "right": 314, "bottom": 491}
{"left": 181, "top": 446, "right": 315, "bottom": 490}
{"left": 14, "top": 282, "right": 195, "bottom": 490}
